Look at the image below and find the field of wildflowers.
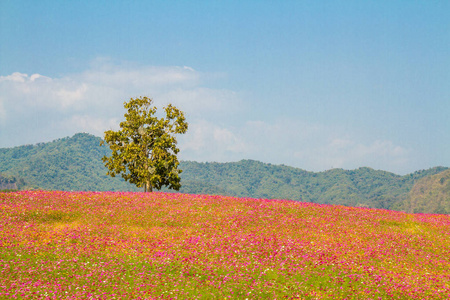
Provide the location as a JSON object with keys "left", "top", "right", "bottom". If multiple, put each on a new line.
{"left": 1, "top": 191, "right": 449, "bottom": 299}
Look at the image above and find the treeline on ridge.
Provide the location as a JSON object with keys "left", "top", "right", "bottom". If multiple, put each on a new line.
{"left": 0, "top": 133, "right": 448, "bottom": 214}
{"left": 172, "top": 160, "right": 447, "bottom": 212}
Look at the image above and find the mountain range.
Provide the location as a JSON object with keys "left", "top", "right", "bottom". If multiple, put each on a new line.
{"left": 0, "top": 133, "right": 448, "bottom": 214}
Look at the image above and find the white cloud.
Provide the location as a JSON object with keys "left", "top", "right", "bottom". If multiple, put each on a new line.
{"left": 0, "top": 61, "right": 242, "bottom": 149}
{"left": 55, "top": 84, "right": 88, "bottom": 108}
{"left": 0, "top": 64, "right": 218, "bottom": 115}
{"left": 78, "top": 62, "right": 200, "bottom": 89}
{"left": 0, "top": 98, "right": 6, "bottom": 123}
{"left": 213, "top": 127, "right": 247, "bottom": 152}
{"left": 329, "top": 138, "right": 353, "bottom": 149}
{"left": 0, "top": 72, "right": 31, "bottom": 83}
{"left": 179, "top": 120, "right": 248, "bottom": 162}
{"left": 0, "top": 72, "right": 88, "bottom": 110}
{"left": 66, "top": 115, "right": 120, "bottom": 136}
{"left": 293, "top": 137, "right": 411, "bottom": 172}
{"left": 159, "top": 87, "right": 241, "bottom": 116}
{"left": 0, "top": 61, "right": 413, "bottom": 174}
{"left": 179, "top": 118, "right": 411, "bottom": 174}
{"left": 30, "top": 73, "right": 51, "bottom": 82}
{"left": 353, "top": 140, "right": 408, "bottom": 158}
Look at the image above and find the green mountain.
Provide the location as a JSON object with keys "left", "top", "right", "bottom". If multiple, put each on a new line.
{"left": 0, "top": 133, "right": 137, "bottom": 191}
{"left": 172, "top": 160, "right": 447, "bottom": 210}
{"left": 398, "top": 169, "right": 450, "bottom": 214}
{"left": 0, "top": 133, "right": 448, "bottom": 213}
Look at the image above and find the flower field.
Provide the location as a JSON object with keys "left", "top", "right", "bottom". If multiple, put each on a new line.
{"left": 1, "top": 191, "right": 450, "bottom": 299}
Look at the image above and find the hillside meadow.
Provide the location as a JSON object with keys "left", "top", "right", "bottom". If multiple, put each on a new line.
{"left": 1, "top": 191, "right": 449, "bottom": 299}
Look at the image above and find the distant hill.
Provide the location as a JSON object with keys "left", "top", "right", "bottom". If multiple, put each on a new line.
{"left": 398, "top": 169, "right": 450, "bottom": 214}
{"left": 0, "top": 133, "right": 448, "bottom": 213}
{"left": 173, "top": 160, "right": 448, "bottom": 210}
{"left": 0, "top": 133, "right": 137, "bottom": 191}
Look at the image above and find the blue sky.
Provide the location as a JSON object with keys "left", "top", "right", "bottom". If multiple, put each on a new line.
{"left": 1, "top": 1, "right": 449, "bottom": 174}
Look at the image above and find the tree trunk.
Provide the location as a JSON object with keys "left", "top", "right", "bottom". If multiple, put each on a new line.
{"left": 145, "top": 181, "right": 152, "bottom": 192}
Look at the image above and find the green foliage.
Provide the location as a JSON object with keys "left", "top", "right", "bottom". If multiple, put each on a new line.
{"left": 101, "top": 97, "right": 188, "bottom": 192}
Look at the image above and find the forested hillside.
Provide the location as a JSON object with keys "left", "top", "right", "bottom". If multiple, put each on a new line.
{"left": 0, "top": 173, "right": 26, "bottom": 191}
{"left": 173, "top": 160, "right": 447, "bottom": 210}
{"left": 0, "top": 133, "right": 448, "bottom": 213}
{"left": 0, "top": 133, "right": 137, "bottom": 191}
{"left": 399, "top": 169, "right": 450, "bottom": 214}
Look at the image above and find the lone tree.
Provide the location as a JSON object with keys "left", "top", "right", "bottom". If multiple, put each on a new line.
{"left": 101, "top": 96, "right": 188, "bottom": 192}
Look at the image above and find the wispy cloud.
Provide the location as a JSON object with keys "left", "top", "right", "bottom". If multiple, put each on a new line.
{"left": 179, "top": 120, "right": 248, "bottom": 162}
{"left": 0, "top": 98, "right": 6, "bottom": 124}
{"left": 0, "top": 60, "right": 240, "bottom": 147}
{"left": 179, "top": 118, "right": 412, "bottom": 174}
{"left": 159, "top": 87, "right": 241, "bottom": 116}
{"left": 293, "top": 137, "right": 411, "bottom": 172}
{"left": 1, "top": 60, "right": 413, "bottom": 174}
{"left": 0, "top": 72, "right": 89, "bottom": 111}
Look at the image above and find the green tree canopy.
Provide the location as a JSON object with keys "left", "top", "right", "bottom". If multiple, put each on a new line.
{"left": 101, "top": 97, "right": 188, "bottom": 192}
